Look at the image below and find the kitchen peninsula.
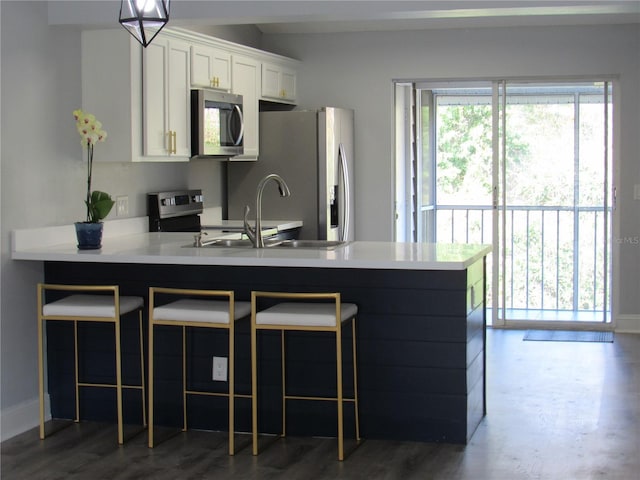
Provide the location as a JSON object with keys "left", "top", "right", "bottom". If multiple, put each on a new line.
{"left": 13, "top": 221, "right": 491, "bottom": 444}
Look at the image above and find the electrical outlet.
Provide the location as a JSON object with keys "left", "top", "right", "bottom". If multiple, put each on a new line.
{"left": 634, "top": 184, "right": 640, "bottom": 200}
{"left": 116, "top": 195, "right": 129, "bottom": 217}
{"left": 212, "top": 356, "right": 228, "bottom": 381}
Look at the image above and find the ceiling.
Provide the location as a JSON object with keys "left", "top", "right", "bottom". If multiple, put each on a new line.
{"left": 49, "top": 1, "right": 640, "bottom": 34}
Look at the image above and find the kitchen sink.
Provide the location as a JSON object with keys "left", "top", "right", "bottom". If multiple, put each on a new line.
{"left": 187, "top": 238, "right": 281, "bottom": 248}
{"left": 202, "top": 239, "right": 254, "bottom": 247}
{"left": 275, "top": 240, "right": 349, "bottom": 250}
{"left": 186, "top": 238, "right": 349, "bottom": 250}
{"left": 192, "top": 238, "right": 281, "bottom": 248}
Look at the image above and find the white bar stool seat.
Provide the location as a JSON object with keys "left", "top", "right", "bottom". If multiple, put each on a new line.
{"left": 153, "top": 298, "right": 245, "bottom": 323}
{"left": 251, "top": 291, "right": 362, "bottom": 461}
{"left": 256, "top": 302, "right": 359, "bottom": 327}
{"left": 43, "top": 295, "right": 143, "bottom": 318}
{"left": 37, "top": 283, "right": 146, "bottom": 445}
{"left": 148, "top": 287, "right": 250, "bottom": 455}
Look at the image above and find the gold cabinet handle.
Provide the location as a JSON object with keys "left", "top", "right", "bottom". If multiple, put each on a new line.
{"left": 166, "top": 131, "right": 177, "bottom": 154}
{"left": 210, "top": 77, "right": 220, "bottom": 88}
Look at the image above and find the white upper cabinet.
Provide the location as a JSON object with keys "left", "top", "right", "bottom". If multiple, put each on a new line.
{"left": 190, "top": 45, "right": 231, "bottom": 91}
{"left": 261, "top": 62, "right": 297, "bottom": 103}
{"left": 143, "top": 36, "right": 191, "bottom": 159}
{"left": 81, "top": 28, "right": 299, "bottom": 163}
{"left": 231, "top": 55, "right": 260, "bottom": 160}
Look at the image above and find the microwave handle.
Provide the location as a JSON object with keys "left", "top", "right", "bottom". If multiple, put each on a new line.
{"left": 231, "top": 105, "right": 244, "bottom": 146}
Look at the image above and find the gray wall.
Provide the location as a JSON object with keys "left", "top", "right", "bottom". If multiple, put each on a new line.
{"left": 1, "top": 1, "right": 638, "bottom": 441}
{"left": 185, "top": 24, "right": 262, "bottom": 49}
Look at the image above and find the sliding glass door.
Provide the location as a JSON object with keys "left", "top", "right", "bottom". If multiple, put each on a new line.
{"left": 395, "top": 79, "right": 614, "bottom": 327}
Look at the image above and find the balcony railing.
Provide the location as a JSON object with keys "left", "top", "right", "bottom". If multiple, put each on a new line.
{"left": 424, "top": 204, "right": 611, "bottom": 318}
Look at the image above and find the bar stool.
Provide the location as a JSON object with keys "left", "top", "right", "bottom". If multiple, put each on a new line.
{"left": 37, "top": 283, "right": 146, "bottom": 445}
{"left": 148, "top": 287, "right": 251, "bottom": 454}
{"left": 250, "top": 291, "right": 361, "bottom": 461}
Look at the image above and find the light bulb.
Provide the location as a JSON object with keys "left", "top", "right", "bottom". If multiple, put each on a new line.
{"left": 136, "top": 0, "right": 155, "bottom": 14}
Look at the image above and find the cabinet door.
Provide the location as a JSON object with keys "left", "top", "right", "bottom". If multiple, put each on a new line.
{"left": 191, "top": 45, "right": 231, "bottom": 90}
{"left": 261, "top": 62, "right": 281, "bottom": 99}
{"left": 261, "top": 62, "right": 297, "bottom": 102}
{"left": 232, "top": 55, "right": 260, "bottom": 160}
{"left": 143, "top": 37, "right": 190, "bottom": 159}
{"left": 143, "top": 38, "right": 169, "bottom": 156}
{"left": 210, "top": 48, "right": 231, "bottom": 90}
{"left": 280, "top": 67, "right": 297, "bottom": 101}
{"left": 168, "top": 40, "right": 191, "bottom": 157}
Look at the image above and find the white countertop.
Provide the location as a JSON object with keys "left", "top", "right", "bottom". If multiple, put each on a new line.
{"left": 12, "top": 220, "right": 491, "bottom": 270}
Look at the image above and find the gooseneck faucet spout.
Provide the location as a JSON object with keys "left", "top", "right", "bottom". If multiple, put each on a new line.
{"left": 243, "top": 173, "right": 291, "bottom": 248}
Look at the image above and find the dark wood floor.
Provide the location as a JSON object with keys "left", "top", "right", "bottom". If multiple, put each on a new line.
{"left": 2, "top": 329, "right": 639, "bottom": 479}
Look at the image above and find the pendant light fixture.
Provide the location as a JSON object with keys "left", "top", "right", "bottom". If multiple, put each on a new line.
{"left": 119, "top": 0, "right": 170, "bottom": 48}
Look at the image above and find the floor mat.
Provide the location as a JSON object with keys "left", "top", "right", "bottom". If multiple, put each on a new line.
{"left": 523, "top": 330, "right": 614, "bottom": 343}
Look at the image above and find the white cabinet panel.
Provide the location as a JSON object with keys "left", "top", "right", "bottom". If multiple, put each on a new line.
{"left": 143, "top": 38, "right": 167, "bottom": 156}
{"left": 231, "top": 55, "right": 260, "bottom": 160}
{"left": 190, "top": 45, "right": 231, "bottom": 90}
{"left": 261, "top": 62, "right": 297, "bottom": 103}
{"left": 169, "top": 42, "right": 191, "bottom": 157}
{"left": 280, "top": 68, "right": 297, "bottom": 101}
{"left": 143, "top": 36, "right": 191, "bottom": 159}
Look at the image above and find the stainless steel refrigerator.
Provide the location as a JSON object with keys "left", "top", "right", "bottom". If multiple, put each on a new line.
{"left": 226, "top": 107, "right": 355, "bottom": 241}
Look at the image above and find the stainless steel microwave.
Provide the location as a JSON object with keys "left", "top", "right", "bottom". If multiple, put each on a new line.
{"left": 190, "top": 89, "right": 244, "bottom": 158}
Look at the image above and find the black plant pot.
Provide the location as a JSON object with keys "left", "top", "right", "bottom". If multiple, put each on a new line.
{"left": 75, "top": 222, "right": 103, "bottom": 250}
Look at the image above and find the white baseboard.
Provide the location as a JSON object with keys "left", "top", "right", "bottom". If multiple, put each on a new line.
{"left": 1, "top": 395, "right": 49, "bottom": 442}
{"left": 616, "top": 314, "right": 640, "bottom": 333}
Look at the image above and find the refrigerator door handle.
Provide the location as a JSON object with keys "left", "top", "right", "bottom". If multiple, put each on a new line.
{"left": 338, "top": 143, "right": 350, "bottom": 242}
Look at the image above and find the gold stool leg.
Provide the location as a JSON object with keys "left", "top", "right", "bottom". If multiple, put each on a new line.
{"left": 138, "top": 310, "right": 147, "bottom": 427}
{"left": 228, "top": 319, "right": 235, "bottom": 455}
{"left": 182, "top": 325, "right": 188, "bottom": 432}
{"left": 251, "top": 302, "right": 258, "bottom": 455}
{"left": 148, "top": 316, "right": 155, "bottom": 448}
{"left": 115, "top": 318, "right": 124, "bottom": 445}
{"left": 336, "top": 322, "right": 344, "bottom": 461}
{"left": 281, "top": 330, "right": 286, "bottom": 437}
{"left": 37, "top": 293, "right": 46, "bottom": 440}
{"left": 352, "top": 318, "right": 361, "bottom": 442}
{"left": 74, "top": 320, "right": 80, "bottom": 424}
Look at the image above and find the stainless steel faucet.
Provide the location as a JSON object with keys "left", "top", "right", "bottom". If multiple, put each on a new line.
{"left": 243, "top": 173, "right": 291, "bottom": 248}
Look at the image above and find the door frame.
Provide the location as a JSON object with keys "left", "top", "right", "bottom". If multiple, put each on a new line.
{"left": 394, "top": 76, "right": 620, "bottom": 331}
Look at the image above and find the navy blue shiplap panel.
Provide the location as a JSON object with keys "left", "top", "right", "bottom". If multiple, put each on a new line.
{"left": 45, "top": 313, "right": 145, "bottom": 425}
{"left": 46, "top": 322, "right": 75, "bottom": 420}
{"left": 44, "top": 258, "right": 486, "bottom": 444}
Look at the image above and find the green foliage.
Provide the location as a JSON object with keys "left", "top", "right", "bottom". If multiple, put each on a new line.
{"left": 429, "top": 91, "right": 611, "bottom": 313}
{"left": 434, "top": 103, "right": 529, "bottom": 204}
{"left": 85, "top": 190, "right": 114, "bottom": 223}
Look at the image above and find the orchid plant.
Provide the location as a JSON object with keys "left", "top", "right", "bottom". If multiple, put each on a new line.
{"left": 73, "top": 109, "right": 114, "bottom": 223}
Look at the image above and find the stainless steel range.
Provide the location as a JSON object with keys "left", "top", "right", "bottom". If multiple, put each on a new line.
{"left": 147, "top": 189, "right": 204, "bottom": 232}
